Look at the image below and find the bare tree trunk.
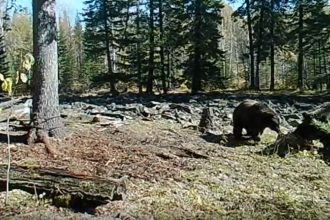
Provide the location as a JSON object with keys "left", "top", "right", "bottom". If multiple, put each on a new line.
{"left": 147, "top": 0, "right": 155, "bottom": 94}
{"left": 0, "top": 11, "right": 9, "bottom": 81}
{"left": 136, "top": 0, "right": 142, "bottom": 94}
{"left": 255, "top": 1, "right": 265, "bottom": 91}
{"left": 222, "top": 19, "right": 226, "bottom": 78}
{"left": 32, "top": 0, "right": 64, "bottom": 138}
{"left": 101, "top": 0, "right": 117, "bottom": 94}
{"left": 166, "top": 50, "right": 171, "bottom": 90}
{"left": 323, "top": 46, "right": 329, "bottom": 90}
{"left": 313, "top": 50, "right": 317, "bottom": 90}
{"left": 229, "top": 22, "right": 233, "bottom": 78}
{"left": 318, "top": 41, "right": 323, "bottom": 90}
{"left": 159, "top": 0, "right": 166, "bottom": 94}
{"left": 191, "top": 0, "right": 202, "bottom": 94}
{"left": 246, "top": 0, "right": 255, "bottom": 89}
{"left": 270, "top": 0, "right": 275, "bottom": 91}
{"left": 297, "top": 1, "right": 304, "bottom": 90}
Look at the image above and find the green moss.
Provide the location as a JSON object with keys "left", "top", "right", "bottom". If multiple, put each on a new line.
{"left": 52, "top": 194, "right": 72, "bottom": 208}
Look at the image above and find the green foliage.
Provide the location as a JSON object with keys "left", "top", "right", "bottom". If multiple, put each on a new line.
{"left": 58, "top": 12, "right": 77, "bottom": 92}
{"left": 5, "top": 12, "right": 33, "bottom": 78}
{"left": 183, "top": 0, "right": 225, "bottom": 93}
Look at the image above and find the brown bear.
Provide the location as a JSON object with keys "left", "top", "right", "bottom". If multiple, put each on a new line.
{"left": 233, "top": 99, "right": 281, "bottom": 141}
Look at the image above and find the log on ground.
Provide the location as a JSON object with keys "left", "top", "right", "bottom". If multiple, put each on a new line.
{"left": 264, "top": 105, "right": 330, "bottom": 158}
{"left": 0, "top": 165, "right": 127, "bottom": 210}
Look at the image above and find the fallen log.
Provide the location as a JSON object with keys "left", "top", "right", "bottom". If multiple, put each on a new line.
{"left": 0, "top": 165, "right": 127, "bottom": 211}
{"left": 0, "top": 97, "right": 29, "bottom": 110}
{"left": 265, "top": 102, "right": 330, "bottom": 158}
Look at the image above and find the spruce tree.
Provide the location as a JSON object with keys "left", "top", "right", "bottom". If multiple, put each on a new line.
{"left": 58, "top": 11, "right": 76, "bottom": 92}
{"left": 184, "top": 0, "right": 225, "bottom": 94}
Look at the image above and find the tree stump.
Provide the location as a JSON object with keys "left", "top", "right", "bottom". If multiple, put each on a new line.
{"left": 199, "top": 107, "right": 214, "bottom": 133}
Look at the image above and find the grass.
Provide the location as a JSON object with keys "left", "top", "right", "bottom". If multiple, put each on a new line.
{"left": 123, "top": 125, "right": 330, "bottom": 220}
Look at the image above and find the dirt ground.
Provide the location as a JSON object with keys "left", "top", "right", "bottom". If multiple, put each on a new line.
{"left": 0, "top": 114, "right": 330, "bottom": 219}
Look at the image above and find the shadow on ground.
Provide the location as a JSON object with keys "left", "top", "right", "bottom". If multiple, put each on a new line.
{"left": 200, "top": 132, "right": 259, "bottom": 148}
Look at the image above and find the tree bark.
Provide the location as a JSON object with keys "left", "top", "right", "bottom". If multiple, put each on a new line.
{"left": 32, "top": 0, "right": 64, "bottom": 138}
{"left": 318, "top": 41, "right": 323, "bottom": 90}
{"left": 101, "top": 0, "right": 117, "bottom": 94}
{"left": 0, "top": 165, "right": 126, "bottom": 209}
{"left": 191, "top": 0, "right": 202, "bottom": 94}
{"left": 199, "top": 107, "right": 214, "bottom": 133}
{"left": 255, "top": 1, "right": 265, "bottom": 90}
{"left": 166, "top": 50, "right": 171, "bottom": 90}
{"left": 136, "top": 0, "right": 142, "bottom": 94}
{"left": 270, "top": 0, "right": 275, "bottom": 91}
{"left": 246, "top": 0, "right": 255, "bottom": 90}
{"left": 159, "top": 0, "right": 167, "bottom": 94}
{"left": 147, "top": 0, "right": 155, "bottom": 94}
{"left": 297, "top": 1, "right": 304, "bottom": 90}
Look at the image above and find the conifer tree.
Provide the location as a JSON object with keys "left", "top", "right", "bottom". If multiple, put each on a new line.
{"left": 58, "top": 11, "right": 76, "bottom": 92}
{"left": 184, "top": 0, "right": 225, "bottom": 94}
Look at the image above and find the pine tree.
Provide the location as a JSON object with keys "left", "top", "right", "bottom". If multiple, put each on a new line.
{"left": 83, "top": 0, "right": 126, "bottom": 94}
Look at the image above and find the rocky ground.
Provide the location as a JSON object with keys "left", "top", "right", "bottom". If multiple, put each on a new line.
{"left": 0, "top": 91, "right": 329, "bottom": 219}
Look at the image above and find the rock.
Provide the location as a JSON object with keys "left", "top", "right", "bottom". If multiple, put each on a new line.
{"left": 284, "top": 113, "right": 302, "bottom": 120}
{"left": 169, "top": 103, "right": 193, "bottom": 114}
{"left": 287, "top": 118, "right": 302, "bottom": 127}
{"left": 162, "top": 112, "right": 177, "bottom": 121}
{"left": 294, "top": 102, "right": 314, "bottom": 110}
{"left": 140, "top": 107, "right": 158, "bottom": 117}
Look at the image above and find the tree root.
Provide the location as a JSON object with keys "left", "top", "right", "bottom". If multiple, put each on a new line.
{"left": 27, "top": 127, "right": 59, "bottom": 158}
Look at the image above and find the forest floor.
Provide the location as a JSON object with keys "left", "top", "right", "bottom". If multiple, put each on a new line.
{"left": 0, "top": 91, "right": 329, "bottom": 219}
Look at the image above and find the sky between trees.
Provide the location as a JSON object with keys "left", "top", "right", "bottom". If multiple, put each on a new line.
{"left": 20, "top": 0, "right": 242, "bottom": 20}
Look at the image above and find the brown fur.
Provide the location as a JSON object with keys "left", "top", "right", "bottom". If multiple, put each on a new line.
{"left": 233, "top": 99, "right": 280, "bottom": 141}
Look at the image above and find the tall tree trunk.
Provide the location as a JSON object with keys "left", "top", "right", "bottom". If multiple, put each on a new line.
{"left": 297, "top": 1, "right": 304, "bottom": 90}
{"left": 229, "top": 22, "right": 233, "bottom": 78}
{"left": 270, "top": 0, "right": 275, "bottom": 91}
{"left": 191, "top": 0, "right": 202, "bottom": 94}
{"left": 147, "top": 0, "right": 155, "bottom": 94}
{"left": 32, "top": 0, "right": 64, "bottom": 138}
{"left": 255, "top": 1, "right": 265, "bottom": 90}
{"left": 318, "top": 41, "right": 323, "bottom": 90}
{"left": 166, "top": 50, "right": 171, "bottom": 90}
{"left": 246, "top": 0, "right": 255, "bottom": 89}
{"left": 136, "top": 0, "right": 142, "bottom": 94}
{"left": 313, "top": 50, "right": 317, "bottom": 90}
{"left": 159, "top": 0, "right": 166, "bottom": 94}
{"left": 102, "top": 0, "right": 117, "bottom": 94}
{"left": 323, "top": 46, "right": 329, "bottom": 90}
{"left": 0, "top": 12, "right": 9, "bottom": 81}
{"left": 222, "top": 20, "right": 226, "bottom": 78}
